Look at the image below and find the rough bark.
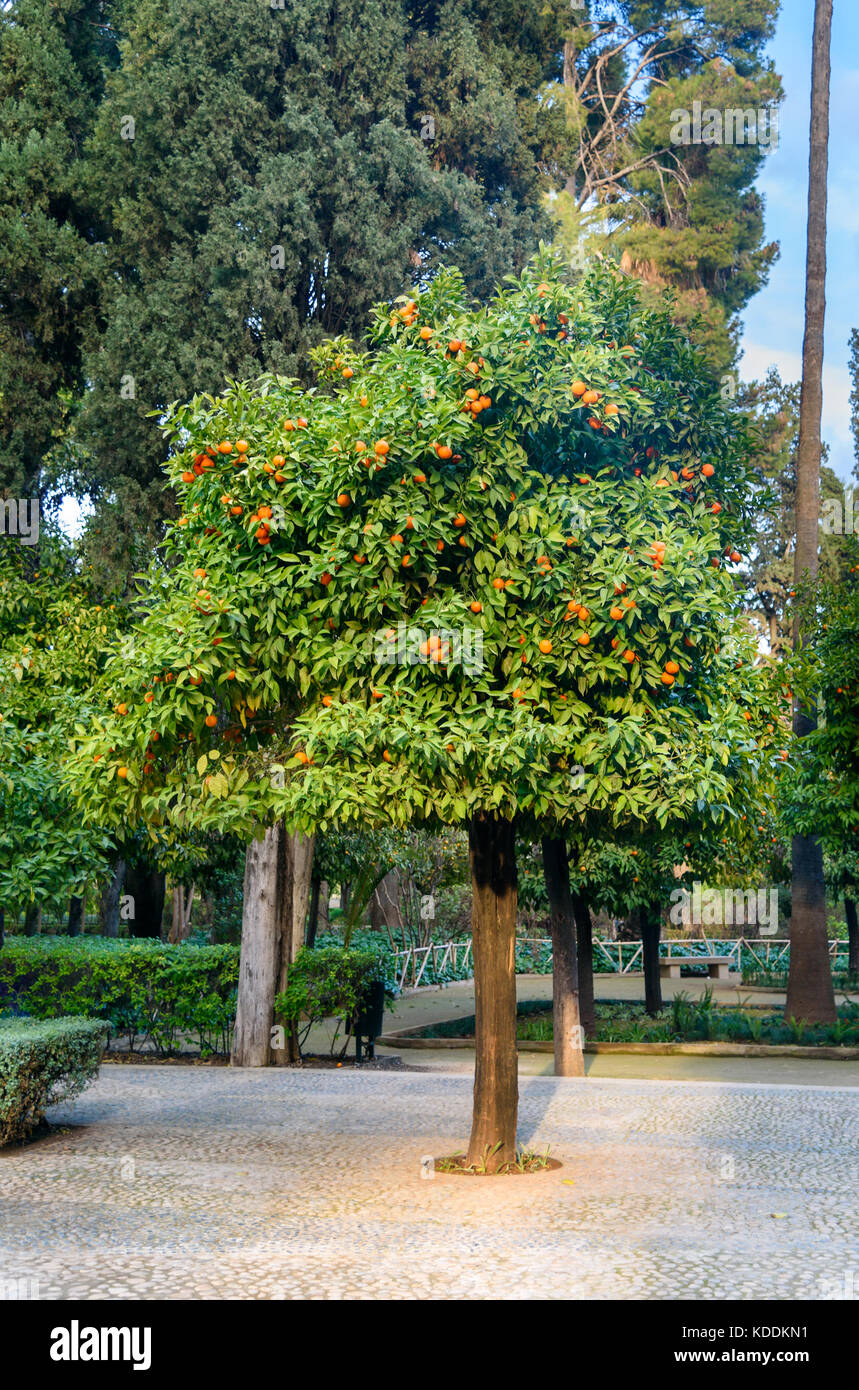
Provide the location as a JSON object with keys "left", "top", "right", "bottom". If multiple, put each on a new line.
{"left": 232, "top": 825, "right": 285, "bottom": 1067}
{"left": 318, "top": 881, "right": 330, "bottom": 935}
{"left": 638, "top": 905, "right": 663, "bottom": 1017}
{"left": 466, "top": 814, "right": 518, "bottom": 1171}
{"left": 787, "top": 0, "right": 836, "bottom": 1025}
{"left": 273, "top": 831, "right": 314, "bottom": 1065}
{"left": 572, "top": 890, "right": 596, "bottom": 1036}
{"left": 846, "top": 898, "right": 858, "bottom": 979}
{"left": 370, "top": 869, "right": 403, "bottom": 931}
{"left": 541, "top": 836, "right": 584, "bottom": 1076}
{"left": 168, "top": 884, "right": 195, "bottom": 944}
{"left": 67, "top": 895, "right": 84, "bottom": 937}
{"left": 99, "top": 859, "right": 126, "bottom": 937}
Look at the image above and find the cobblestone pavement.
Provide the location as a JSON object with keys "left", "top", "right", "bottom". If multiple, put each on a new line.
{"left": 1, "top": 1067, "right": 856, "bottom": 1300}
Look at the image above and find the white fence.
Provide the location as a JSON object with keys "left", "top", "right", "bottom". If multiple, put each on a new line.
{"left": 392, "top": 937, "right": 850, "bottom": 989}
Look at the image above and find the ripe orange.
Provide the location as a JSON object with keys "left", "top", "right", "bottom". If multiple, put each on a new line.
{"left": 436, "top": 444, "right": 453, "bottom": 460}
{"left": 390, "top": 533, "right": 403, "bottom": 545}
{"left": 492, "top": 577, "right": 505, "bottom": 589}
{"left": 701, "top": 463, "right": 715, "bottom": 477}
{"left": 382, "top": 749, "right": 393, "bottom": 762}
{"left": 470, "top": 601, "right": 483, "bottom": 613}
{"left": 665, "top": 660, "right": 680, "bottom": 675}
{"left": 539, "top": 639, "right": 553, "bottom": 654}
{"left": 414, "top": 472, "right": 426, "bottom": 484}
{"left": 582, "top": 389, "right": 601, "bottom": 405}
{"left": 623, "top": 649, "right": 635, "bottom": 663}
{"left": 181, "top": 471, "right": 195, "bottom": 484}
{"left": 218, "top": 441, "right": 233, "bottom": 454}
{"left": 577, "top": 632, "right": 590, "bottom": 646}
{"left": 295, "top": 750, "right": 309, "bottom": 765}
{"left": 661, "top": 672, "right": 675, "bottom": 686}
{"left": 226, "top": 671, "right": 236, "bottom": 680}
{"left": 144, "top": 692, "right": 154, "bottom": 703}
{"left": 588, "top": 418, "right": 601, "bottom": 429}
{"left": 419, "top": 327, "right": 432, "bottom": 341}
{"left": 448, "top": 338, "right": 462, "bottom": 353}
{"left": 117, "top": 766, "right": 128, "bottom": 779}
{"left": 605, "top": 403, "right": 619, "bottom": 417}
{"left": 116, "top": 703, "right": 128, "bottom": 715}
{"left": 320, "top": 572, "right": 332, "bottom": 585}
{"left": 342, "top": 367, "right": 353, "bottom": 379}
{"left": 205, "top": 714, "right": 217, "bottom": 727}
{"left": 453, "top": 513, "right": 466, "bottom": 527}
{"left": 236, "top": 440, "right": 249, "bottom": 453}
{"left": 571, "top": 381, "right": 587, "bottom": 397}
{"left": 336, "top": 493, "right": 350, "bottom": 507}
{"left": 610, "top": 606, "right": 623, "bottom": 620}
{"left": 374, "top": 440, "right": 390, "bottom": 456}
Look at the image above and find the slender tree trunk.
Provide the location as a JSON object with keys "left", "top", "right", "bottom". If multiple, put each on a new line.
{"left": 318, "top": 880, "right": 330, "bottom": 935}
{"left": 572, "top": 890, "right": 595, "bottom": 1035}
{"left": 846, "top": 898, "right": 858, "bottom": 979}
{"left": 0, "top": 907, "right": 4, "bottom": 950}
{"left": 638, "top": 905, "right": 663, "bottom": 1017}
{"left": 67, "top": 895, "right": 84, "bottom": 937}
{"left": 306, "top": 877, "right": 321, "bottom": 948}
{"left": 99, "top": 859, "right": 126, "bottom": 937}
{"left": 541, "top": 836, "right": 584, "bottom": 1076}
{"left": 168, "top": 884, "right": 195, "bottom": 943}
{"left": 466, "top": 814, "right": 518, "bottom": 1171}
{"left": 787, "top": 0, "right": 836, "bottom": 1026}
{"left": 23, "top": 903, "right": 41, "bottom": 937}
{"left": 232, "top": 825, "right": 285, "bottom": 1067}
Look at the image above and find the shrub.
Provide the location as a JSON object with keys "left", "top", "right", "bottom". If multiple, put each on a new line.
{"left": 276, "top": 945, "right": 395, "bottom": 1056}
{"left": 0, "top": 937, "right": 239, "bottom": 1056}
{"left": 0, "top": 1016, "right": 107, "bottom": 1146}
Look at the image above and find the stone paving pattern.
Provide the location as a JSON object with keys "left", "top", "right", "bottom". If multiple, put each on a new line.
{"left": 1, "top": 1067, "right": 856, "bottom": 1299}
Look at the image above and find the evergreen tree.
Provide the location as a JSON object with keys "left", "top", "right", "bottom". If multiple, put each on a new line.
{"left": 0, "top": 0, "right": 117, "bottom": 494}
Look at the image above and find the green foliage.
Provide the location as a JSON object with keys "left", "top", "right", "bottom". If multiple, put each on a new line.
{"left": 0, "top": 1014, "right": 107, "bottom": 1146}
{"left": 69, "top": 255, "right": 771, "bottom": 850}
{"left": 0, "top": 937, "right": 239, "bottom": 1056}
{"left": 275, "top": 943, "right": 394, "bottom": 1055}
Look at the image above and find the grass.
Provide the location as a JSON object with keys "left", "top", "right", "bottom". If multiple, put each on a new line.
{"left": 435, "top": 1145, "right": 553, "bottom": 1175}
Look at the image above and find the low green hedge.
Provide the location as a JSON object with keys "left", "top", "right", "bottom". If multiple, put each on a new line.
{"left": 0, "top": 1016, "right": 107, "bottom": 1146}
{"left": 0, "top": 938, "right": 239, "bottom": 1056}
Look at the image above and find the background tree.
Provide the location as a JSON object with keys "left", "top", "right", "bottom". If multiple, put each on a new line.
{"left": 0, "top": 0, "right": 117, "bottom": 495}
{"left": 787, "top": 0, "right": 835, "bottom": 1025}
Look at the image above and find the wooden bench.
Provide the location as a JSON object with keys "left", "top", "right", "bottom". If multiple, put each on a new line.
{"left": 660, "top": 956, "right": 734, "bottom": 984}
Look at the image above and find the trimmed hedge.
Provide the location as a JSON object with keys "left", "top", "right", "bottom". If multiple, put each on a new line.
{"left": 0, "top": 938, "right": 239, "bottom": 1056}
{"left": 0, "top": 1016, "right": 107, "bottom": 1146}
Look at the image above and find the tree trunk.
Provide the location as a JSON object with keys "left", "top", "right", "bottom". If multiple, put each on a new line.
{"left": 572, "top": 890, "right": 595, "bottom": 1036}
{"left": 23, "top": 903, "right": 41, "bottom": 937}
{"left": 370, "top": 869, "right": 403, "bottom": 931}
{"left": 168, "top": 884, "right": 195, "bottom": 943}
{"left": 846, "top": 898, "right": 858, "bottom": 979}
{"left": 273, "top": 831, "right": 314, "bottom": 1065}
{"left": 787, "top": 0, "right": 836, "bottom": 1026}
{"left": 318, "top": 881, "right": 330, "bottom": 935}
{"left": 99, "top": 859, "right": 126, "bottom": 937}
{"left": 125, "top": 865, "right": 167, "bottom": 939}
{"left": 466, "top": 814, "right": 518, "bottom": 1171}
{"left": 541, "top": 836, "right": 584, "bottom": 1077}
{"left": 232, "top": 825, "right": 285, "bottom": 1067}
{"left": 67, "top": 894, "right": 84, "bottom": 937}
{"left": 638, "top": 906, "right": 662, "bottom": 1017}
{"left": 306, "top": 877, "right": 321, "bottom": 949}
{"left": 0, "top": 907, "right": 4, "bottom": 950}
{"left": 340, "top": 881, "right": 351, "bottom": 916}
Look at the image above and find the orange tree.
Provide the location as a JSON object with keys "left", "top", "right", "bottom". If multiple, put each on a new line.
{"left": 69, "top": 253, "right": 770, "bottom": 1167}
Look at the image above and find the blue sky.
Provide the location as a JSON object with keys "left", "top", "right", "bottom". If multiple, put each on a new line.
{"left": 739, "top": 0, "right": 858, "bottom": 482}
